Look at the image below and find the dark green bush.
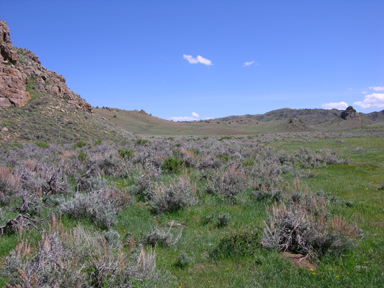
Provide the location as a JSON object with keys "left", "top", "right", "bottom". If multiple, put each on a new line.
{"left": 136, "top": 139, "right": 150, "bottom": 145}
{"left": 252, "top": 190, "right": 284, "bottom": 203}
{"left": 216, "top": 214, "right": 231, "bottom": 228}
{"left": 210, "top": 230, "right": 260, "bottom": 259}
{"left": 36, "top": 141, "right": 48, "bottom": 148}
{"left": 78, "top": 151, "right": 88, "bottom": 163}
{"left": 241, "top": 159, "right": 255, "bottom": 166}
{"left": 216, "top": 154, "right": 229, "bottom": 162}
{"left": 174, "top": 251, "right": 192, "bottom": 268}
{"left": 74, "top": 140, "right": 87, "bottom": 148}
{"left": 201, "top": 213, "right": 215, "bottom": 225}
{"left": 219, "top": 136, "right": 232, "bottom": 141}
{"left": 161, "top": 157, "right": 184, "bottom": 173}
{"left": 118, "top": 149, "right": 134, "bottom": 159}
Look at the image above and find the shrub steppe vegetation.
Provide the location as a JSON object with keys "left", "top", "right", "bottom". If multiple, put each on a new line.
{"left": 2, "top": 18, "right": 384, "bottom": 287}
{"left": 0, "top": 130, "right": 383, "bottom": 287}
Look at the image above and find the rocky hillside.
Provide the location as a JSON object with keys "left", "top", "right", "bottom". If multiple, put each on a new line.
{"left": 217, "top": 107, "right": 384, "bottom": 125}
{"left": 364, "top": 110, "right": 384, "bottom": 122}
{"left": 0, "top": 20, "right": 91, "bottom": 112}
{"left": 0, "top": 20, "right": 130, "bottom": 145}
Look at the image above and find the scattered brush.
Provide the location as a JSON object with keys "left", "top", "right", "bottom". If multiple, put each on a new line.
{"left": 59, "top": 187, "right": 131, "bottom": 229}
{"left": 0, "top": 216, "right": 173, "bottom": 287}
{"left": 142, "top": 221, "right": 183, "bottom": 247}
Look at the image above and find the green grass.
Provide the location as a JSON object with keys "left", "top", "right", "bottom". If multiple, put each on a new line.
{"left": 1, "top": 136, "right": 383, "bottom": 287}
{"left": 110, "top": 134, "right": 384, "bottom": 287}
{"left": 144, "top": 136, "right": 383, "bottom": 287}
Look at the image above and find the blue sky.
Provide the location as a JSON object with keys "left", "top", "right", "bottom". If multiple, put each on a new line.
{"left": 3, "top": 0, "right": 384, "bottom": 120}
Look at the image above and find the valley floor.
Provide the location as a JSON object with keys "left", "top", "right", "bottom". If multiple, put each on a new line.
{"left": 0, "top": 133, "right": 383, "bottom": 287}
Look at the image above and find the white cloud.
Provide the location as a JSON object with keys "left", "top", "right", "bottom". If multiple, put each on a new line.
{"left": 196, "top": 55, "right": 212, "bottom": 66}
{"left": 183, "top": 54, "right": 199, "bottom": 64}
{"left": 244, "top": 61, "right": 258, "bottom": 67}
{"left": 169, "top": 116, "right": 197, "bottom": 121}
{"left": 183, "top": 54, "right": 213, "bottom": 66}
{"left": 369, "top": 86, "right": 384, "bottom": 91}
{"left": 322, "top": 101, "right": 349, "bottom": 110}
{"left": 353, "top": 93, "right": 384, "bottom": 109}
{"left": 191, "top": 112, "right": 199, "bottom": 118}
{"left": 204, "top": 117, "right": 213, "bottom": 120}
{"left": 169, "top": 112, "right": 200, "bottom": 122}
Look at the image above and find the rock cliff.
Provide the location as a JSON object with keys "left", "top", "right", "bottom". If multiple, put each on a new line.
{"left": 340, "top": 106, "right": 361, "bottom": 121}
{"left": 0, "top": 20, "right": 92, "bottom": 112}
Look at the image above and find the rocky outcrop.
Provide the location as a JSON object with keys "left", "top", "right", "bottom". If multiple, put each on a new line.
{"left": 0, "top": 20, "right": 18, "bottom": 65}
{"left": 340, "top": 106, "right": 361, "bottom": 121}
{"left": 0, "top": 20, "right": 92, "bottom": 112}
{"left": 0, "top": 20, "right": 30, "bottom": 107}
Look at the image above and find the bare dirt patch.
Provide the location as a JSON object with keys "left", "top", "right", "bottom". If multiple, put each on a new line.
{"left": 281, "top": 252, "right": 317, "bottom": 270}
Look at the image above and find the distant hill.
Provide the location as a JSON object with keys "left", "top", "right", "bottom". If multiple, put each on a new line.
{"left": 94, "top": 106, "right": 384, "bottom": 135}
{"left": 364, "top": 110, "right": 384, "bottom": 122}
{"left": 217, "top": 108, "right": 384, "bottom": 125}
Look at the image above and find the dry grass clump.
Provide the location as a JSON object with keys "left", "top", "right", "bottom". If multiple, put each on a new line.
{"left": 0, "top": 166, "right": 21, "bottom": 204}
{"left": 142, "top": 221, "right": 183, "bottom": 247}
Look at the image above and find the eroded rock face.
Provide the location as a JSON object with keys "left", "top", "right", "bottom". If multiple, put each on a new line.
{"left": 0, "top": 20, "right": 92, "bottom": 112}
{"left": 340, "top": 106, "right": 361, "bottom": 121}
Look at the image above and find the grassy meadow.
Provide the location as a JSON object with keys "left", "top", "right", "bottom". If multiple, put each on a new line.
{"left": 0, "top": 131, "right": 383, "bottom": 287}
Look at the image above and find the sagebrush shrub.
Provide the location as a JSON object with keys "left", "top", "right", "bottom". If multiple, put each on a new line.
{"left": 0, "top": 222, "right": 173, "bottom": 287}
{"left": 149, "top": 177, "right": 197, "bottom": 214}
{"left": 261, "top": 201, "right": 360, "bottom": 258}
{"left": 59, "top": 187, "right": 130, "bottom": 229}
{"left": 129, "top": 163, "right": 161, "bottom": 201}
{"left": 205, "top": 165, "right": 246, "bottom": 203}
